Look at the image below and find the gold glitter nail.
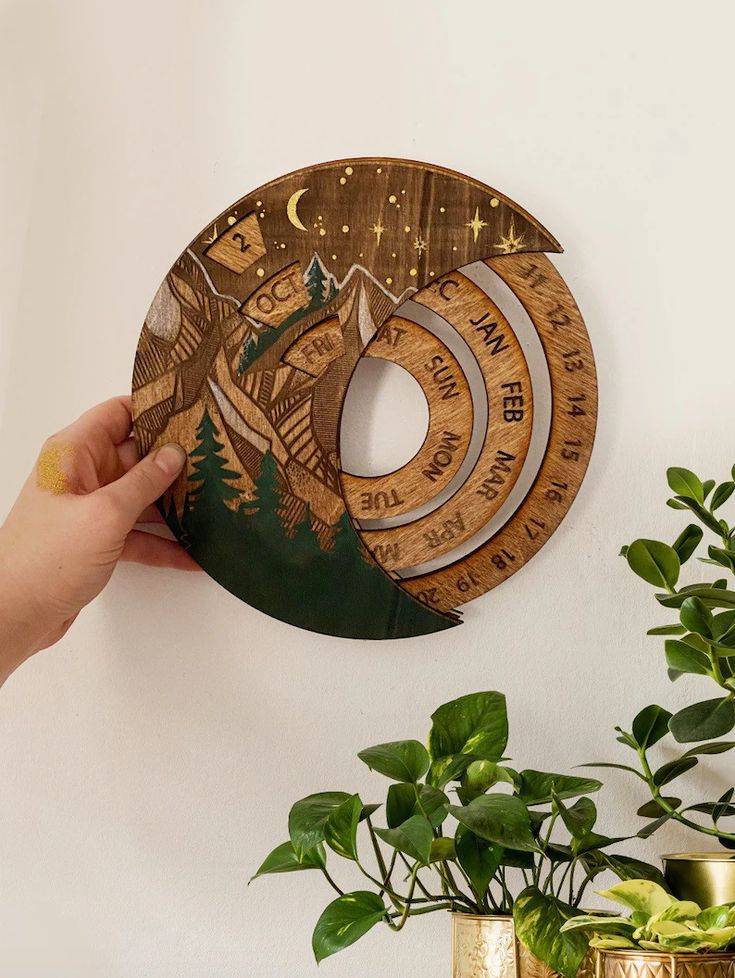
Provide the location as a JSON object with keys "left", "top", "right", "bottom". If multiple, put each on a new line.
{"left": 36, "top": 444, "right": 73, "bottom": 494}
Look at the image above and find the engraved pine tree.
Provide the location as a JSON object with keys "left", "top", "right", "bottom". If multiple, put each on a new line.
{"left": 188, "top": 408, "right": 242, "bottom": 511}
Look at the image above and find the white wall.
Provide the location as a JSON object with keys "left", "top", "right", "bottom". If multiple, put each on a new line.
{"left": 1, "top": 1, "right": 734, "bottom": 975}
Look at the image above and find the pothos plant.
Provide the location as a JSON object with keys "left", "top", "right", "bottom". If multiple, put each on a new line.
{"left": 251, "top": 692, "right": 663, "bottom": 973}
{"left": 609, "top": 466, "right": 735, "bottom": 847}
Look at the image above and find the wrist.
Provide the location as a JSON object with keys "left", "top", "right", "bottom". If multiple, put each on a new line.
{"left": 0, "top": 529, "right": 50, "bottom": 685}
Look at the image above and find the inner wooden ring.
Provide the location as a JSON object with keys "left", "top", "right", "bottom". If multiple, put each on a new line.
{"left": 340, "top": 317, "right": 473, "bottom": 520}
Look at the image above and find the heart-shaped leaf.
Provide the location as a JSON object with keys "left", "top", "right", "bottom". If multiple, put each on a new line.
{"left": 514, "top": 887, "right": 589, "bottom": 978}
{"left": 455, "top": 827, "right": 504, "bottom": 900}
{"left": 428, "top": 691, "right": 508, "bottom": 762}
{"left": 448, "top": 794, "right": 537, "bottom": 851}
{"left": 312, "top": 891, "right": 386, "bottom": 962}
{"left": 250, "top": 840, "right": 326, "bottom": 882}
{"left": 518, "top": 770, "right": 601, "bottom": 806}
{"left": 358, "top": 740, "right": 430, "bottom": 783}
{"left": 374, "top": 812, "right": 434, "bottom": 864}
{"left": 289, "top": 792, "right": 353, "bottom": 859}
{"left": 324, "top": 794, "right": 362, "bottom": 861}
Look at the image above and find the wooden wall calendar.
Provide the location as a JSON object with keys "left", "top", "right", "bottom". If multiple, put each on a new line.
{"left": 131, "top": 159, "right": 597, "bottom": 639}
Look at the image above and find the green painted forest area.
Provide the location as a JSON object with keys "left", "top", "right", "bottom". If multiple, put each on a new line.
{"left": 164, "top": 408, "right": 457, "bottom": 639}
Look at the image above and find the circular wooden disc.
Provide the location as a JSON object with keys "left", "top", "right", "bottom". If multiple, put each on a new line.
{"left": 130, "top": 157, "right": 595, "bottom": 639}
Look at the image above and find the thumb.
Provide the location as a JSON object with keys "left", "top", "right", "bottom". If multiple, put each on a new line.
{"left": 101, "top": 443, "right": 186, "bottom": 527}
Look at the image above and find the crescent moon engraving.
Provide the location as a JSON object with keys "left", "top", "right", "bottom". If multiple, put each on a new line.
{"left": 286, "top": 187, "right": 309, "bottom": 232}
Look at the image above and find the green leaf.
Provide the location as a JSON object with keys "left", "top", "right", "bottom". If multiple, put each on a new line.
{"left": 674, "top": 497, "right": 726, "bottom": 535}
{"left": 514, "top": 887, "right": 589, "bottom": 978}
{"left": 667, "top": 499, "right": 689, "bottom": 511}
{"left": 555, "top": 795, "right": 597, "bottom": 839}
{"left": 559, "top": 914, "right": 636, "bottom": 936}
{"left": 312, "top": 891, "right": 386, "bottom": 962}
{"left": 703, "top": 479, "right": 716, "bottom": 500}
{"left": 653, "top": 756, "right": 698, "bottom": 787}
{"left": 680, "top": 597, "right": 713, "bottom": 638}
{"left": 672, "top": 525, "right": 703, "bottom": 563}
{"left": 681, "top": 740, "right": 735, "bottom": 757}
{"left": 458, "top": 760, "right": 515, "bottom": 803}
{"left": 669, "top": 697, "right": 735, "bottom": 743}
{"left": 428, "top": 691, "right": 508, "bottom": 762}
{"left": 324, "top": 794, "right": 362, "bottom": 861}
{"left": 448, "top": 794, "right": 537, "bottom": 851}
{"left": 667, "top": 468, "right": 704, "bottom": 503}
{"left": 289, "top": 792, "right": 352, "bottom": 859}
{"left": 632, "top": 705, "right": 673, "bottom": 750}
{"left": 648, "top": 624, "right": 687, "bottom": 636}
{"left": 517, "top": 770, "right": 601, "bottom": 806}
{"left": 627, "top": 540, "right": 680, "bottom": 589}
{"left": 250, "top": 840, "right": 326, "bottom": 882}
{"left": 455, "top": 827, "right": 504, "bottom": 899}
{"left": 665, "top": 640, "right": 711, "bottom": 677}
{"left": 597, "top": 880, "right": 675, "bottom": 915}
{"left": 429, "top": 837, "right": 455, "bottom": 862}
{"left": 385, "top": 783, "right": 448, "bottom": 829}
{"left": 426, "top": 753, "right": 474, "bottom": 789}
{"left": 582, "top": 762, "right": 645, "bottom": 780}
{"left": 357, "top": 740, "right": 430, "bottom": 783}
{"left": 374, "top": 812, "right": 434, "bottom": 864}
{"left": 637, "top": 798, "right": 681, "bottom": 818}
{"left": 602, "top": 854, "right": 668, "bottom": 887}
{"left": 658, "top": 586, "right": 735, "bottom": 610}
{"left": 712, "top": 482, "right": 735, "bottom": 511}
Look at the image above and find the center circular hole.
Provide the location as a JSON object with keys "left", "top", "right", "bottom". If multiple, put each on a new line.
{"left": 340, "top": 359, "right": 429, "bottom": 477}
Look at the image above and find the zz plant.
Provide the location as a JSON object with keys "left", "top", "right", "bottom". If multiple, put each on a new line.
{"left": 609, "top": 465, "right": 735, "bottom": 847}
{"left": 252, "top": 692, "right": 662, "bottom": 973}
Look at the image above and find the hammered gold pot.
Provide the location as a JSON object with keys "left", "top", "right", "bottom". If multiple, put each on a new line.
{"left": 596, "top": 949, "right": 735, "bottom": 978}
{"left": 451, "top": 914, "right": 596, "bottom": 978}
{"left": 663, "top": 853, "right": 735, "bottom": 907}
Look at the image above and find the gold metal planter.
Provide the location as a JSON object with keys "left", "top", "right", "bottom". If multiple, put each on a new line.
{"left": 663, "top": 853, "right": 735, "bottom": 906}
{"left": 451, "top": 913, "right": 596, "bottom": 978}
{"left": 596, "top": 949, "right": 735, "bottom": 978}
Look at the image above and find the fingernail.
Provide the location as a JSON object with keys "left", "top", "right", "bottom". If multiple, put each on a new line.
{"left": 154, "top": 443, "right": 187, "bottom": 476}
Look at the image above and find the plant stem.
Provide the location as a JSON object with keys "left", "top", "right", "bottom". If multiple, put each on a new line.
{"left": 638, "top": 746, "right": 735, "bottom": 844}
{"left": 320, "top": 866, "right": 345, "bottom": 896}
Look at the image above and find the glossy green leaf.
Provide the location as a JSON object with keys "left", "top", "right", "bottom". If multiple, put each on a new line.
{"left": 682, "top": 740, "right": 735, "bottom": 757}
{"left": 672, "top": 525, "right": 703, "bottom": 563}
{"left": 632, "top": 705, "right": 673, "bottom": 750}
{"left": 374, "top": 812, "right": 433, "bottom": 864}
{"left": 667, "top": 468, "right": 704, "bottom": 503}
{"left": 665, "top": 640, "right": 711, "bottom": 677}
{"left": 653, "top": 756, "right": 698, "bottom": 787}
{"left": 426, "top": 753, "right": 474, "bottom": 789}
{"left": 703, "top": 479, "right": 717, "bottom": 500}
{"left": 555, "top": 795, "right": 597, "bottom": 839}
{"left": 597, "top": 880, "right": 675, "bottom": 915}
{"left": 312, "top": 891, "right": 386, "bottom": 962}
{"left": 627, "top": 539, "right": 680, "bottom": 589}
{"left": 324, "top": 794, "right": 362, "bottom": 861}
{"left": 289, "top": 792, "right": 352, "bottom": 859}
{"left": 648, "top": 624, "right": 687, "bottom": 636}
{"left": 559, "top": 914, "right": 636, "bottom": 936}
{"left": 517, "top": 770, "right": 601, "bottom": 806}
{"left": 250, "top": 840, "right": 326, "bottom": 882}
{"left": 428, "top": 691, "right": 508, "bottom": 763}
{"left": 514, "top": 887, "right": 589, "bottom": 978}
{"left": 455, "top": 827, "right": 504, "bottom": 900}
{"left": 657, "top": 586, "right": 735, "bottom": 609}
{"left": 459, "top": 759, "right": 515, "bottom": 802}
{"left": 385, "top": 783, "right": 448, "bottom": 829}
{"left": 712, "top": 482, "right": 735, "bottom": 511}
{"left": 680, "top": 596, "right": 713, "bottom": 638}
{"left": 357, "top": 740, "right": 429, "bottom": 783}
{"left": 669, "top": 697, "right": 735, "bottom": 743}
{"left": 637, "top": 798, "right": 681, "bottom": 818}
{"left": 448, "top": 794, "right": 537, "bottom": 851}
{"left": 429, "top": 837, "right": 455, "bottom": 862}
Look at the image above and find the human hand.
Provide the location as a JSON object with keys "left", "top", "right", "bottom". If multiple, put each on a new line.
{"left": 0, "top": 396, "right": 198, "bottom": 685}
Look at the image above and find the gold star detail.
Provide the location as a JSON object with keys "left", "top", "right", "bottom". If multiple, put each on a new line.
{"left": 465, "top": 206, "right": 487, "bottom": 243}
{"left": 494, "top": 219, "right": 525, "bottom": 254}
{"left": 370, "top": 219, "right": 385, "bottom": 246}
{"left": 413, "top": 230, "right": 428, "bottom": 258}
